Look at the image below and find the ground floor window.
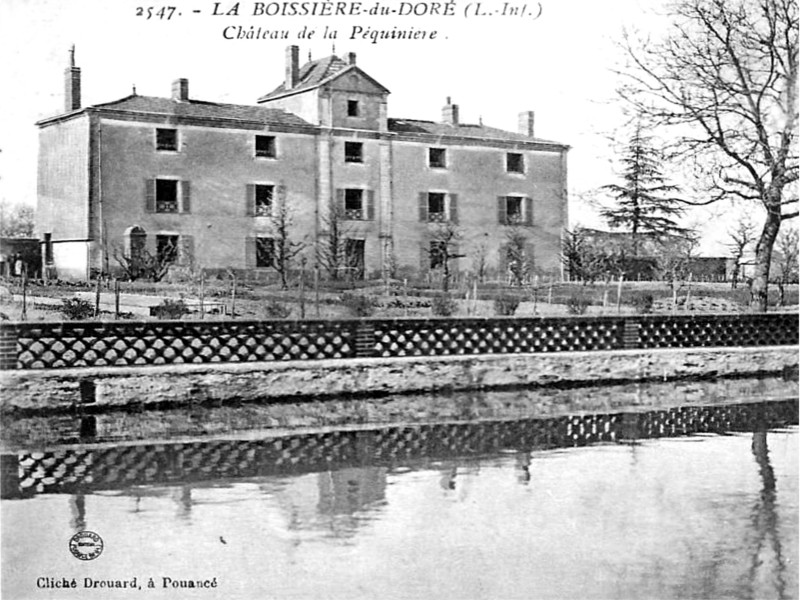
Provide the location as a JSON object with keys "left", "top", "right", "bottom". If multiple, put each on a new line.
{"left": 156, "top": 234, "right": 178, "bottom": 265}
{"left": 256, "top": 237, "right": 275, "bottom": 268}
{"left": 345, "top": 239, "right": 365, "bottom": 279}
{"left": 430, "top": 240, "right": 448, "bottom": 270}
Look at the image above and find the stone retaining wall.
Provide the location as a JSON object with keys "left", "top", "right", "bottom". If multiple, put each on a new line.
{"left": 1, "top": 346, "right": 797, "bottom": 413}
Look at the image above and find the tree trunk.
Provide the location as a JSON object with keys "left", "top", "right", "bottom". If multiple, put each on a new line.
{"left": 751, "top": 209, "right": 781, "bottom": 312}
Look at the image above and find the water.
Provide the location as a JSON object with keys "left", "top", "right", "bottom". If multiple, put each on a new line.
{"left": 2, "top": 376, "right": 797, "bottom": 600}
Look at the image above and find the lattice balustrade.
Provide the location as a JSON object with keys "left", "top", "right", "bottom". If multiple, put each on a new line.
{"left": 636, "top": 313, "right": 798, "bottom": 349}
{"left": 371, "top": 317, "right": 627, "bottom": 357}
{"left": 0, "top": 313, "right": 797, "bottom": 370}
{"left": 11, "top": 320, "right": 357, "bottom": 369}
{"left": 4, "top": 399, "right": 795, "bottom": 497}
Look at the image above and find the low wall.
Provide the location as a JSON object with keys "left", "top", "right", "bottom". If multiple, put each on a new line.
{"left": 1, "top": 345, "right": 797, "bottom": 413}
{"left": 1, "top": 312, "right": 797, "bottom": 370}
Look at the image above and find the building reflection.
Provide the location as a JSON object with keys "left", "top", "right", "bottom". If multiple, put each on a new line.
{"left": 1, "top": 399, "right": 797, "bottom": 554}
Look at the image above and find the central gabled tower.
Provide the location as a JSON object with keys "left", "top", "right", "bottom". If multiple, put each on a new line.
{"left": 257, "top": 46, "right": 390, "bottom": 131}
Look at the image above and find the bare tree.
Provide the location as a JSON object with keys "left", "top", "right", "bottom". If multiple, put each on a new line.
{"left": 428, "top": 221, "right": 464, "bottom": 292}
{"left": 504, "top": 223, "right": 532, "bottom": 287}
{"left": 654, "top": 234, "right": 699, "bottom": 307}
{"left": 770, "top": 226, "right": 799, "bottom": 303}
{"left": 726, "top": 214, "right": 757, "bottom": 288}
{"left": 619, "top": 0, "right": 798, "bottom": 310}
{"left": 112, "top": 243, "right": 173, "bottom": 282}
{"left": 267, "top": 200, "right": 306, "bottom": 290}
{"left": 316, "top": 203, "right": 353, "bottom": 281}
{"left": 470, "top": 236, "right": 490, "bottom": 283}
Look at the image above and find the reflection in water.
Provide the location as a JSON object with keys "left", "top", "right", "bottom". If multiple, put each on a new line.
{"left": 1, "top": 392, "right": 797, "bottom": 600}
{"left": 750, "top": 429, "right": 786, "bottom": 600}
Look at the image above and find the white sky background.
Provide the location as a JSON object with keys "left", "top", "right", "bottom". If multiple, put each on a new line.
{"left": 0, "top": 0, "right": 764, "bottom": 253}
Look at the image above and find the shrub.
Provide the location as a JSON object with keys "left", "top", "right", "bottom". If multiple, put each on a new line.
{"left": 152, "top": 298, "right": 187, "bottom": 319}
{"left": 493, "top": 295, "right": 520, "bottom": 316}
{"left": 60, "top": 297, "right": 95, "bottom": 320}
{"left": 263, "top": 300, "right": 292, "bottom": 319}
{"left": 566, "top": 295, "right": 590, "bottom": 315}
{"left": 431, "top": 293, "right": 458, "bottom": 316}
{"left": 340, "top": 292, "right": 376, "bottom": 317}
{"left": 631, "top": 293, "right": 654, "bottom": 314}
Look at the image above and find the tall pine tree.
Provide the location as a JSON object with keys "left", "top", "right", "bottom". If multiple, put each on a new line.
{"left": 601, "top": 121, "right": 686, "bottom": 256}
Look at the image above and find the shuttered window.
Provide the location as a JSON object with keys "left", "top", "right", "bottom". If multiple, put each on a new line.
{"left": 145, "top": 179, "right": 190, "bottom": 214}
{"left": 497, "top": 195, "right": 533, "bottom": 226}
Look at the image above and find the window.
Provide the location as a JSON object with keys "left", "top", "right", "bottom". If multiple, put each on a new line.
{"left": 156, "top": 128, "right": 178, "bottom": 151}
{"left": 255, "top": 184, "right": 274, "bottom": 217}
{"left": 347, "top": 100, "right": 360, "bottom": 117}
{"left": 345, "top": 142, "right": 363, "bottom": 163}
{"left": 255, "top": 135, "right": 276, "bottom": 158}
{"left": 156, "top": 179, "right": 179, "bottom": 213}
{"left": 419, "top": 192, "right": 458, "bottom": 223}
{"left": 506, "top": 196, "right": 523, "bottom": 222}
{"left": 430, "top": 240, "right": 448, "bottom": 270}
{"left": 506, "top": 152, "right": 524, "bottom": 173}
{"left": 345, "top": 239, "right": 365, "bottom": 279}
{"left": 498, "top": 195, "right": 533, "bottom": 226}
{"left": 427, "top": 193, "right": 446, "bottom": 222}
{"left": 344, "top": 189, "right": 364, "bottom": 219}
{"left": 256, "top": 237, "right": 275, "bottom": 268}
{"left": 156, "top": 235, "right": 178, "bottom": 265}
{"left": 429, "top": 148, "right": 447, "bottom": 169}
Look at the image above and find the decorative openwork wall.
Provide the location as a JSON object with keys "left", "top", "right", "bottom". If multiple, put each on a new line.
{"left": 2, "top": 320, "right": 357, "bottom": 370}
{"left": 370, "top": 317, "right": 627, "bottom": 356}
{"left": 3, "top": 398, "right": 796, "bottom": 497}
{"left": 0, "top": 312, "right": 797, "bottom": 370}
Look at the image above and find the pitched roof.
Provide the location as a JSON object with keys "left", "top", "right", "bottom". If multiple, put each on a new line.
{"left": 38, "top": 95, "right": 313, "bottom": 127}
{"left": 258, "top": 55, "right": 389, "bottom": 102}
{"left": 259, "top": 55, "right": 348, "bottom": 101}
{"left": 388, "top": 118, "right": 567, "bottom": 147}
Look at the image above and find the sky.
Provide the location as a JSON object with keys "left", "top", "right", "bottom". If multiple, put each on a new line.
{"left": 0, "top": 0, "right": 759, "bottom": 253}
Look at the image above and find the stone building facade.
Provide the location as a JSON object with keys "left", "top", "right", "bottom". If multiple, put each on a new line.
{"left": 36, "top": 46, "right": 569, "bottom": 281}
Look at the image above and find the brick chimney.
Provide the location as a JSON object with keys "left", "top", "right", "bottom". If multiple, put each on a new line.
{"left": 442, "top": 97, "right": 459, "bottom": 126}
{"left": 172, "top": 78, "right": 189, "bottom": 101}
{"left": 343, "top": 52, "right": 357, "bottom": 65}
{"left": 64, "top": 45, "right": 81, "bottom": 112}
{"left": 518, "top": 110, "right": 535, "bottom": 137}
{"left": 285, "top": 45, "right": 300, "bottom": 89}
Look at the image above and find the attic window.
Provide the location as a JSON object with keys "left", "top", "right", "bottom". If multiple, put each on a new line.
{"left": 344, "top": 142, "right": 363, "bottom": 163}
{"left": 507, "top": 152, "right": 525, "bottom": 174}
{"left": 429, "top": 148, "right": 446, "bottom": 169}
{"left": 255, "top": 135, "right": 276, "bottom": 158}
{"left": 347, "top": 100, "right": 360, "bottom": 117}
{"left": 156, "top": 129, "right": 178, "bottom": 151}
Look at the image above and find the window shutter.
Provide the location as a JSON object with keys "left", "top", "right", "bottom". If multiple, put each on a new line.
{"left": 448, "top": 193, "right": 459, "bottom": 224}
{"left": 246, "top": 184, "right": 255, "bottom": 216}
{"left": 525, "top": 197, "right": 533, "bottom": 226}
{"left": 145, "top": 179, "right": 156, "bottom": 213}
{"left": 497, "top": 196, "right": 507, "bottom": 225}
{"left": 181, "top": 180, "right": 191, "bottom": 213}
{"left": 179, "top": 235, "right": 195, "bottom": 267}
{"left": 419, "top": 192, "right": 428, "bottom": 222}
{"left": 365, "top": 190, "right": 375, "bottom": 220}
{"left": 336, "top": 189, "right": 346, "bottom": 212}
{"left": 245, "top": 237, "right": 256, "bottom": 268}
{"left": 276, "top": 184, "right": 287, "bottom": 208}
